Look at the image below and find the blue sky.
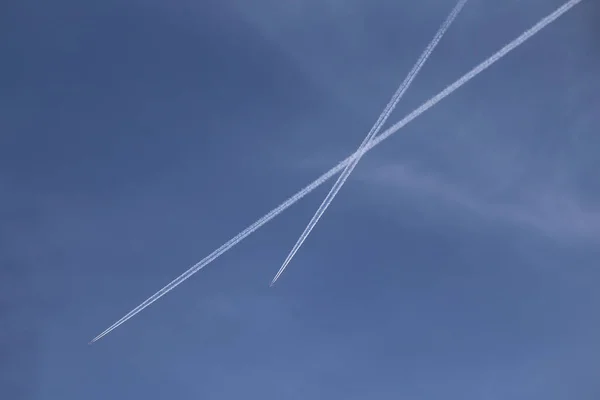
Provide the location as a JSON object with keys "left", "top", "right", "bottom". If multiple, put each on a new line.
{"left": 1, "top": 0, "right": 599, "bottom": 399}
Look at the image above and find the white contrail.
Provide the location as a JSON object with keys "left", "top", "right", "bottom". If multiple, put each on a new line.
{"left": 270, "top": 0, "right": 469, "bottom": 286}
{"left": 90, "top": 0, "right": 583, "bottom": 344}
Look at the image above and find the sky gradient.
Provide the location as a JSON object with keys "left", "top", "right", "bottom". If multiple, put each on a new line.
{"left": 1, "top": 0, "right": 599, "bottom": 399}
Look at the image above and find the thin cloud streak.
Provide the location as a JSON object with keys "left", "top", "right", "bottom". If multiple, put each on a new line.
{"left": 358, "top": 162, "right": 600, "bottom": 241}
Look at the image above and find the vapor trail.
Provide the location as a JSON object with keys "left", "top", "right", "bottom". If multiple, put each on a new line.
{"left": 270, "top": 0, "right": 469, "bottom": 286}
{"left": 90, "top": 0, "right": 582, "bottom": 344}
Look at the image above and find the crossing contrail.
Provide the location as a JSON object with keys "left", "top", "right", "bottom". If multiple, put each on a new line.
{"left": 270, "top": 0, "right": 469, "bottom": 286}
{"left": 90, "top": 0, "right": 583, "bottom": 344}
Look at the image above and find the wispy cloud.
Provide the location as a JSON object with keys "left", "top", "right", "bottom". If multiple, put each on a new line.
{"left": 355, "top": 160, "right": 600, "bottom": 242}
